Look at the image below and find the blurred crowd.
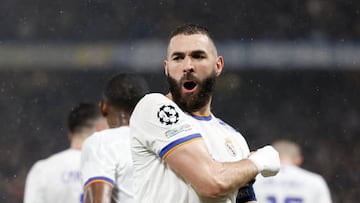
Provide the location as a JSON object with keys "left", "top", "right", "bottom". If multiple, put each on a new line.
{"left": 0, "top": 0, "right": 359, "bottom": 42}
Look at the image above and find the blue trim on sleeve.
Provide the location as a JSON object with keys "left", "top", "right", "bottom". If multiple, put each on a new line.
{"left": 159, "top": 133, "right": 202, "bottom": 159}
{"left": 84, "top": 176, "right": 115, "bottom": 187}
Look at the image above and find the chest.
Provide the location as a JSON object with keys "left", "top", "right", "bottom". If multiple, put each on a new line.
{"left": 195, "top": 119, "right": 248, "bottom": 162}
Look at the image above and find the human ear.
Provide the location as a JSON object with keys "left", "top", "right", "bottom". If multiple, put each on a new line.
{"left": 163, "top": 60, "right": 169, "bottom": 76}
{"left": 164, "top": 60, "right": 169, "bottom": 76}
{"left": 294, "top": 156, "right": 304, "bottom": 166}
{"left": 215, "top": 56, "right": 224, "bottom": 76}
{"left": 99, "top": 100, "right": 108, "bottom": 117}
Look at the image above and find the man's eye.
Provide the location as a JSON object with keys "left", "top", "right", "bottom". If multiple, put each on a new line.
{"left": 193, "top": 54, "right": 205, "bottom": 59}
{"left": 172, "top": 56, "right": 183, "bottom": 61}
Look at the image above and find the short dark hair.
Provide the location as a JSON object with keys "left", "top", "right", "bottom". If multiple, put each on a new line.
{"left": 67, "top": 102, "right": 102, "bottom": 134}
{"left": 169, "top": 23, "right": 213, "bottom": 40}
{"left": 103, "top": 73, "right": 149, "bottom": 113}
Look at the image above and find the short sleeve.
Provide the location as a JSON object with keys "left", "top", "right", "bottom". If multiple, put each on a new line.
{"left": 130, "top": 93, "right": 202, "bottom": 159}
{"left": 80, "top": 133, "right": 116, "bottom": 188}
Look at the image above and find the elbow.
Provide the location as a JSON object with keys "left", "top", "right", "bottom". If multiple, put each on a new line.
{"left": 191, "top": 163, "right": 236, "bottom": 198}
{"left": 194, "top": 178, "right": 232, "bottom": 198}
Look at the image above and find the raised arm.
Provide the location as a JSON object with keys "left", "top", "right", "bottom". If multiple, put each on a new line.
{"left": 165, "top": 139, "right": 279, "bottom": 198}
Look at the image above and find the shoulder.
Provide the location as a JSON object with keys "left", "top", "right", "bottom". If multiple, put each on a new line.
{"left": 131, "top": 93, "right": 182, "bottom": 121}
{"left": 39, "top": 149, "right": 77, "bottom": 163}
{"left": 298, "top": 167, "right": 327, "bottom": 183}
{"left": 136, "top": 93, "right": 172, "bottom": 108}
{"left": 215, "top": 117, "right": 238, "bottom": 131}
{"left": 27, "top": 150, "right": 65, "bottom": 175}
{"left": 28, "top": 159, "right": 46, "bottom": 174}
{"left": 83, "top": 127, "right": 131, "bottom": 156}
{"left": 281, "top": 165, "right": 328, "bottom": 187}
{"left": 85, "top": 127, "right": 129, "bottom": 145}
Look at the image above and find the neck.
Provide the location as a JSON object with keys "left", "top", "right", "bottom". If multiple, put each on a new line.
{"left": 191, "top": 102, "right": 211, "bottom": 116}
{"left": 280, "top": 158, "right": 296, "bottom": 166}
{"left": 107, "top": 111, "right": 130, "bottom": 128}
{"left": 191, "top": 96, "right": 212, "bottom": 116}
{"left": 70, "top": 136, "right": 84, "bottom": 149}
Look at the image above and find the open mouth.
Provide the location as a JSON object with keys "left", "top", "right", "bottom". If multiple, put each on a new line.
{"left": 183, "top": 81, "right": 197, "bottom": 91}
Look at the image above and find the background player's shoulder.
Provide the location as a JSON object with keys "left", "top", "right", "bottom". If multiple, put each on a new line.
{"left": 296, "top": 167, "right": 327, "bottom": 184}
{"left": 82, "top": 131, "right": 103, "bottom": 149}
{"left": 28, "top": 150, "right": 69, "bottom": 175}
{"left": 29, "top": 159, "right": 47, "bottom": 174}
{"left": 45, "top": 149, "right": 81, "bottom": 165}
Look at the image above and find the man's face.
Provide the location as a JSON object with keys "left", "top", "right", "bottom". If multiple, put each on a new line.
{"left": 164, "top": 34, "right": 223, "bottom": 113}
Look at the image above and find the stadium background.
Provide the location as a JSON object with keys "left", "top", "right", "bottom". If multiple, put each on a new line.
{"left": 0, "top": 0, "right": 359, "bottom": 202}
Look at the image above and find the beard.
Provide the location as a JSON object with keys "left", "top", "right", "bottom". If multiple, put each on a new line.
{"left": 167, "top": 70, "right": 216, "bottom": 114}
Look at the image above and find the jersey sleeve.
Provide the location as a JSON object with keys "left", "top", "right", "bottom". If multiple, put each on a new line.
{"left": 130, "top": 93, "right": 202, "bottom": 159}
{"left": 80, "top": 133, "right": 116, "bottom": 189}
{"left": 23, "top": 161, "right": 46, "bottom": 203}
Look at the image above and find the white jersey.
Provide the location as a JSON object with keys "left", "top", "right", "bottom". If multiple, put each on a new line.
{"left": 130, "top": 93, "right": 251, "bottom": 203}
{"left": 253, "top": 165, "right": 332, "bottom": 203}
{"left": 24, "top": 149, "right": 84, "bottom": 203}
{"left": 81, "top": 127, "right": 134, "bottom": 203}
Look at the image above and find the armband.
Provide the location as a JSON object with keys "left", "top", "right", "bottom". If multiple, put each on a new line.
{"left": 236, "top": 180, "right": 256, "bottom": 203}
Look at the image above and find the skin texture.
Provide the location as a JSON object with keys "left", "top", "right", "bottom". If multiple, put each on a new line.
{"left": 84, "top": 182, "right": 113, "bottom": 203}
{"left": 162, "top": 33, "right": 259, "bottom": 199}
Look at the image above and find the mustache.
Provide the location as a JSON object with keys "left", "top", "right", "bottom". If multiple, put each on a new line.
{"left": 180, "top": 73, "right": 200, "bottom": 83}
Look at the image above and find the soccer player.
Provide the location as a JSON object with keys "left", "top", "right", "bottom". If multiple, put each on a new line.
{"left": 130, "top": 23, "right": 281, "bottom": 203}
{"left": 253, "top": 139, "right": 332, "bottom": 203}
{"left": 24, "top": 102, "right": 108, "bottom": 203}
{"left": 80, "top": 73, "right": 149, "bottom": 203}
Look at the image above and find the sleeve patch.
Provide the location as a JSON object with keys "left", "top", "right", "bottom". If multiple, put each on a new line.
{"left": 157, "top": 105, "right": 179, "bottom": 125}
{"left": 164, "top": 124, "right": 192, "bottom": 139}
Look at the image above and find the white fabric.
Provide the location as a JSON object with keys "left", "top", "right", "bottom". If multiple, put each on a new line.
{"left": 130, "top": 93, "right": 251, "bottom": 203}
{"left": 253, "top": 165, "right": 332, "bottom": 203}
{"left": 80, "top": 127, "right": 134, "bottom": 203}
{"left": 24, "top": 149, "right": 84, "bottom": 203}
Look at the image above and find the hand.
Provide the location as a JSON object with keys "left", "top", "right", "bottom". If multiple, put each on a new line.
{"left": 248, "top": 145, "right": 280, "bottom": 177}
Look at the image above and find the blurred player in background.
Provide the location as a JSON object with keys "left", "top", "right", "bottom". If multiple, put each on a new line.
{"left": 81, "top": 73, "right": 149, "bottom": 203}
{"left": 24, "top": 102, "right": 108, "bottom": 203}
{"left": 253, "top": 139, "right": 332, "bottom": 203}
{"left": 130, "top": 23, "right": 280, "bottom": 203}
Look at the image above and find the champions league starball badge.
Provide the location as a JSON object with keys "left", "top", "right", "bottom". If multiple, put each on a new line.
{"left": 157, "top": 105, "right": 179, "bottom": 125}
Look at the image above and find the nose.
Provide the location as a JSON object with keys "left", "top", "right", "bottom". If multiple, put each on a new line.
{"left": 183, "top": 57, "right": 194, "bottom": 73}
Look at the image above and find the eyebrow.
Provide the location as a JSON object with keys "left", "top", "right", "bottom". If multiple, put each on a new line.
{"left": 170, "top": 50, "right": 207, "bottom": 57}
{"left": 170, "top": 52, "right": 184, "bottom": 58}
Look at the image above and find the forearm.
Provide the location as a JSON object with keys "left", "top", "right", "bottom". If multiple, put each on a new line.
{"left": 199, "top": 159, "right": 258, "bottom": 197}
{"left": 166, "top": 141, "right": 258, "bottom": 198}
{"left": 166, "top": 140, "right": 280, "bottom": 198}
{"left": 221, "top": 159, "right": 258, "bottom": 188}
